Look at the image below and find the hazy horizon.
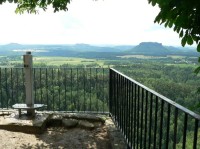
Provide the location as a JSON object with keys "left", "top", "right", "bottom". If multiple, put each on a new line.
{"left": 0, "top": 0, "right": 197, "bottom": 47}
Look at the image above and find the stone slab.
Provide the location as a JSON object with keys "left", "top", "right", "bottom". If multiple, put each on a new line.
{"left": 0, "top": 111, "right": 49, "bottom": 134}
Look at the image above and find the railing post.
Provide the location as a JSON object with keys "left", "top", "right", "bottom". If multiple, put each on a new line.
{"left": 109, "top": 68, "right": 112, "bottom": 115}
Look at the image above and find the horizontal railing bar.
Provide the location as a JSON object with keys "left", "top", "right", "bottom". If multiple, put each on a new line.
{"left": 0, "top": 67, "right": 109, "bottom": 69}
{"left": 110, "top": 68, "right": 200, "bottom": 120}
{"left": 42, "top": 111, "right": 110, "bottom": 115}
{"left": 0, "top": 109, "right": 110, "bottom": 115}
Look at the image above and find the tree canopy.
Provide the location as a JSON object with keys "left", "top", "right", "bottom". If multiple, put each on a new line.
{"left": 148, "top": 0, "right": 200, "bottom": 72}
{"left": 0, "top": 0, "right": 71, "bottom": 13}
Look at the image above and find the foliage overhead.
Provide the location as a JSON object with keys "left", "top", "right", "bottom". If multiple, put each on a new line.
{"left": 0, "top": 0, "right": 71, "bottom": 13}
{"left": 148, "top": 0, "right": 200, "bottom": 72}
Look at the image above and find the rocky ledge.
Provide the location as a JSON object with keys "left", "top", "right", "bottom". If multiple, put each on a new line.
{"left": 0, "top": 110, "right": 106, "bottom": 134}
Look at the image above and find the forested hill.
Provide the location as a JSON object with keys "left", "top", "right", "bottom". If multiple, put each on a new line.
{"left": 0, "top": 42, "right": 198, "bottom": 57}
{"left": 128, "top": 42, "right": 169, "bottom": 55}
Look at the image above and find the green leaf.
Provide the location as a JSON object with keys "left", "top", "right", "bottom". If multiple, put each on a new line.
{"left": 164, "top": 21, "right": 169, "bottom": 28}
{"left": 173, "top": 26, "right": 176, "bottom": 31}
{"left": 194, "top": 66, "right": 200, "bottom": 74}
{"left": 179, "top": 30, "right": 183, "bottom": 38}
{"left": 197, "top": 44, "right": 200, "bottom": 52}
{"left": 151, "top": 0, "right": 157, "bottom": 6}
{"left": 181, "top": 35, "right": 187, "bottom": 47}
{"left": 168, "top": 21, "right": 173, "bottom": 28}
{"left": 187, "top": 35, "right": 193, "bottom": 45}
{"left": 192, "top": 35, "right": 198, "bottom": 43}
{"left": 177, "top": 27, "right": 181, "bottom": 33}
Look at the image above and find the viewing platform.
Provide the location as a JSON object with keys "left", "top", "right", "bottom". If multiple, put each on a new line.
{"left": 0, "top": 66, "right": 199, "bottom": 148}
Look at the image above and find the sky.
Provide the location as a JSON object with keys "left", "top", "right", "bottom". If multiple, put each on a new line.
{"left": 0, "top": 0, "right": 183, "bottom": 46}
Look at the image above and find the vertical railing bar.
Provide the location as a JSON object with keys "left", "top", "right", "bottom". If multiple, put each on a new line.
{"left": 121, "top": 75, "right": 124, "bottom": 133}
{"left": 71, "top": 68, "right": 73, "bottom": 112}
{"left": 148, "top": 93, "right": 153, "bottom": 149}
{"left": 120, "top": 74, "right": 123, "bottom": 130}
{"left": 120, "top": 76, "right": 124, "bottom": 134}
{"left": 159, "top": 100, "right": 164, "bottom": 149}
{"left": 83, "top": 68, "right": 86, "bottom": 112}
{"left": 77, "top": 68, "right": 79, "bottom": 112}
{"left": 0, "top": 68, "right": 2, "bottom": 108}
{"left": 118, "top": 73, "right": 121, "bottom": 129}
{"left": 153, "top": 96, "right": 158, "bottom": 149}
{"left": 46, "top": 68, "right": 49, "bottom": 110}
{"left": 22, "top": 67, "right": 25, "bottom": 103}
{"left": 123, "top": 77, "right": 126, "bottom": 135}
{"left": 173, "top": 108, "right": 178, "bottom": 149}
{"left": 166, "top": 104, "right": 171, "bottom": 149}
{"left": 40, "top": 68, "right": 42, "bottom": 103}
{"left": 137, "top": 85, "right": 140, "bottom": 149}
{"left": 116, "top": 73, "right": 118, "bottom": 127}
{"left": 140, "top": 88, "right": 144, "bottom": 149}
{"left": 5, "top": 68, "right": 8, "bottom": 108}
{"left": 58, "top": 68, "right": 61, "bottom": 111}
{"left": 116, "top": 74, "right": 121, "bottom": 128}
{"left": 123, "top": 77, "right": 126, "bottom": 137}
{"left": 64, "top": 68, "right": 67, "bottom": 110}
{"left": 90, "top": 68, "right": 92, "bottom": 111}
{"left": 116, "top": 72, "right": 119, "bottom": 119}
{"left": 116, "top": 73, "right": 119, "bottom": 127}
{"left": 52, "top": 68, "right": 54, "bottom": 111}
{"left": 133, "top": 83, "right": 137, "bottom": 148}
{"left": 193, "top": 119, "right": 199, "bottom": 149}
{"left": 114, "top": 71, "right": 117, "bottom": 120}
{"left": 126, "top": 78, "right": 129, "bottom": 140}
{"left": 109, "top": 68, "right": 112, "bottom": 115}
{"left": 16, "top": 68, "right": 19, "bottom": 103}
{"left": 130, "top": 82, "right": 134, "bottom": 148}
{"left": 33, "top": 68, "right": 37, "bottom": 103}
{"left": 144, "top": 90, "right": 148, "bottom": 149}
{"left": 121, "top": 74, "right": 124, "bottom": 130}
{"left": 103, "top": 68, "right": 105, "bottom": 113}
{"left": 182, "top": 113, "right": 188, "bottom": 149}
{"left": 2, "top": 68, "right": 4, "bottom": 108}
{"left": 106, "top": 68, "right": 109, "bottom": 112}
{"left": 113, "top": 69, "right": 115, "bottom": 116}
{"left": 96, "top": 68, "right": 98, "bottom": 112}
{"left": 112, "top": 71, "right": 115, "bottom": 119}
{"left": 11, "top": 68, "right": 14, "bottom": 106}
{"left": 124, "top": 77, "right": 127, "bottom": 136}
{"left": 127, "top": 79, "right": 131, "bottom": 146}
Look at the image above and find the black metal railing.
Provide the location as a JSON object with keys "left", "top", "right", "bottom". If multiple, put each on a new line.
{"left": 1, "top": 67, "right": 200, "bottom": 148}
{"left": 109, "top": 68, "right": 200, "bottom": 149}
{"left": 0, "top": 67, "right": 109, "bottom": 113}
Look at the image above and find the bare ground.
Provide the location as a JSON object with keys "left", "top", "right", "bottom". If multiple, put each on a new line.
{"left": 0, "top": 125, "right": 112, "bottom": 149}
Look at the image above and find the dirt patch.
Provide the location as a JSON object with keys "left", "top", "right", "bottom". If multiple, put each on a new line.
{"left": 0, "top": 111, "right": 127, "bottom": 149}
{"left": 0, "top": 125, "right": 111, "bottom": 149}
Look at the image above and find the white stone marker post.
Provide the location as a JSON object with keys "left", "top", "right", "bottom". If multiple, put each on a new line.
{"left": 23, "top": 51, "right": 34, "bottom": 116}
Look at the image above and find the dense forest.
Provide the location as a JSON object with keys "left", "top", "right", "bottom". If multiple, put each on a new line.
{"left": 0, "top": 52, "right": 199, "bottom": 114}
{"left": 114, "top": 63, "right": 200, "bottom": 114}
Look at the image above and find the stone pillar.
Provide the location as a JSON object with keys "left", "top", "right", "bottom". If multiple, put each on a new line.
{"left": 23, "top": 51, "right": 34, "bottom": 116}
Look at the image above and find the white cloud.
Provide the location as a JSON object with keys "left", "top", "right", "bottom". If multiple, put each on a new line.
{"left": 0, "top": 0, "right": 183, "bottom": 46}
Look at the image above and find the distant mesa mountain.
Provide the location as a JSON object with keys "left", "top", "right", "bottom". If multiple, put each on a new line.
{"left": 0, "top": 42, "right": 198, "bottom": 57}
{"left": 6, "top": 43, "right": 22, "bottom": 46}
{"left": 128, "top": 42, "right": 170, "bottom": 55}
